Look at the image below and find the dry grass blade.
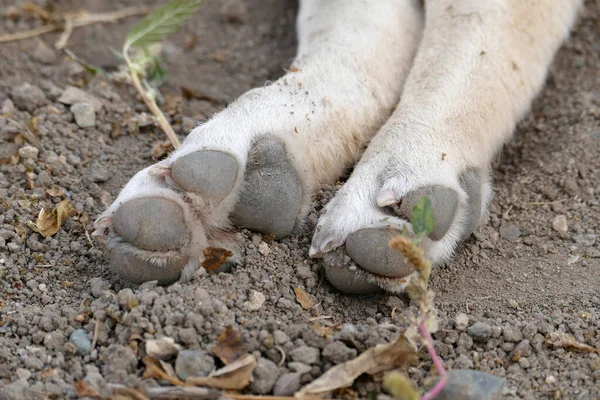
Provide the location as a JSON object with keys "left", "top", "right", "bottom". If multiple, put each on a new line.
{"left": 296, "top": 334, "right": 416, "bottom": 397}
{"left": 186, "top": 354, "right": 256, "bottom": 390}
{"left": 546, "top": 332, "right": 599, "bottom": 353}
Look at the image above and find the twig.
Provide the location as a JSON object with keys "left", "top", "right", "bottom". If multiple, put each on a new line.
{"left": 526, "top": 198, "right": 568, "bottom": 206}
{"left": 418, "top": 316, "right": 448, "bottom": 400}
{"left": 123, "top": 50, "right": 180, "bottom": 149}
{"left": 107, "top": 384, "right": 221, "bottom": 399}
{"left": 54, "top": 17, "right": 73, "bottom": 49}
{"left": 90, "top": 319, "right": 100, "bottom": 351}
{"left": 0, "top": 7, "right": 148, "bottom": 45}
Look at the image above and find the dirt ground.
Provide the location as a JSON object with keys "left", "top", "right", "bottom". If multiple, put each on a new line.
{"left": 0, "top": 0, "right": 599, "bottom": 399}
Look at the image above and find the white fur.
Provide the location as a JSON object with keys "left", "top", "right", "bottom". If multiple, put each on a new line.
{"left": 99, "top": 0, "right": 582, "bottom": 288}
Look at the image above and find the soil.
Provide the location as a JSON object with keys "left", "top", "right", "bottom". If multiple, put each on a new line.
{"left": 0, "top": 0, "right": 599, "bottom": 399}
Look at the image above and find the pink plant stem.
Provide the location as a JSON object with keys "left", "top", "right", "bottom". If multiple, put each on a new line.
{"left": 419, "top": 316, "right": 448, "bottom": 400}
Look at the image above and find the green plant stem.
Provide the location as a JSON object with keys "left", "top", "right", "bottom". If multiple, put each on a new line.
{"left": 124, "top": 52, "right": 180, "bottom": 149}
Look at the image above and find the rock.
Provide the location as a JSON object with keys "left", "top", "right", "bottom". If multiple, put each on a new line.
{"left": 322, "top": 341, "right": 357, "bottom": 364}
{"left": 18, "top": 145, "right": 39, "bottom": 160}
{"left": 0, "top": 143, "right": 19, "bottom": 163}
{"left": 289, "top": 346, "right": 320, "bottom": 365}
{"left": 586, "top": 248, "right": 600, "bottom": 258}
{"left": 32, "top": 41, "right": 57, "bottom": 64}
{"left": 273, "top": 330, "right": 290, "bottom": 345}
{"left": 467, "top": 322, "right": 492, "bottom": 342}
{"left": 70, "top": 329, "right": 92, "bottom": 355}
{"left": 146, "top": 337, "right": 181, "bottom": 360}
{"left": 454, "top": 313, "right": 469, "bottom": 331}
{"left": 70, "top": 102, "right": 96, "bottom": 127}
{"left": 453, "top": 354, "right": 474, "bottom": 369}
{"left": 1, "top": 379, "right": 29, "bottom": 400}
{"left": 175, "top": 350, "right": 215, "bottom": 380}
{"left": 88, "top": 162, "right": 111, "bottom": 183}
{"left": 103, "top": 345, "right": 138, "bottom": 379}
{"left": 503, "top": 326, "right": 523, "bottom": 343}
{"left": 2, "top": 98, "right": 16, "bottom": 116}
{"left": 58, "top": 86, "right": 103, "bottom": 111}
{"left": 509, "top": 340, "right": 531, "bottom": 360}
{"left": 545, "top": 375, "right": 556, "bottom": 384}
{"left": 288, "top": 362, "right": 312, "bottom": 374}
{"left": 258, "top": 242, "right": 270, "bottom": 256}
{"left": 90, "top": 277, "right": 110, "bottom": 298}
{"left": 11, "top": 83, "right": 47, "bottom": 112}
{"left": 273, "top": 373, "right": 302, "bottom": 396}
{"left": 250, "top": 357, "right": 279, "bottom": 394}
{"left": 499, "top": 224, "right": 521, "bottom": 241}
{"left": 435, "top": 370, "right": 504, "bottom": 400}
{"left": 552, "top": 215, "right": 568, "bottom": 233}
{"left": 16, "top": 368, "right": 31, "bottom": 380}
{"left": 243, "top": 290, "right": 266, "bottom": 311}
{"left": 43, "top": 331, "right": 65, "bottom": 350}
{"left": 508, "top": 299, "right": 519, "bottom": 309}
{"left": 117, "top": 288, "right": 138, "bottom": 311}
{"left": 573, "top": 234, "right": 596, "bottom": 247}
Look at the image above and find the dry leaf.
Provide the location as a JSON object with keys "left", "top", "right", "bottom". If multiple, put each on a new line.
{"left": 546, "top": 332, "right": 599, "bottom": 353}
{"left": 294, "top": 287, "right": 313, "bottom": 310}
{"left": 213, "top": 325, "right": 247, "bottom": 364}
{"left": 187, "top": 354, "right": 256, "bottom": 390}
{"left": 36, "top": 199, "right": 75, "bottom": 237}
{"left": 151, "top": 140, "right": 173, "bottom": 160}
{"left": 46, "top": 185, "right": 65, "bottom": 197}
{"left": 73, "top": 380, "right": 102, "bottom": 398}
{"left": 202, "top": 247, "right": 233, "bottom": 272}
{"left": 143, "top": 356, "right": 185, "bottom": 386}
{"left": 311, "top": 322, "right": 339, "bottom": 338}
{"left": 296, "top": 334, "right": 417, "bottom": 397}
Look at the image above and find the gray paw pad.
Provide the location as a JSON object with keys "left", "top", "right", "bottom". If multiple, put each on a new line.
{"left": 113, "top": 198, "right": 189, "bottom": 251}
{"left": 346, "top": 228, "right": 414, "bottom": 278}
{"left": 323, "top": 251, "right": 381, "bottom": 295}
{"left": 231, "top": 136, "right": 302, "bottom": 239}
{"left": 459, "top": 169, "right": 483, "bottom": 239}
{"left": 110, "top": 251, "right": 189, "bottom": 285}
{"left": 171, "top": 150, "right": 239, "bottom": 203}
{"left": 398, "top": 186, "right": 458, "bottom": 241}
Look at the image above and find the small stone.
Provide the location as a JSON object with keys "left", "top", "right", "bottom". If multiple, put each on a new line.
{"left": 18, "top": 145, "right": 39, "bottom": 160}
{"left": 289, "top": 346, "right": 320, "bottom": 365}
{"left": 1, "top": 379, "right": 29, "bottom": 400}
{"left": 499, "top": 224, "right": 521, "bottom": 241}
{"left": 70, "top": 329, "right": 92, "bottom": 355}
{"left": 509, "top": 340, "right": 531, "bottom": 361}
{"left": 11, "top": 83, "right": 47, "bottom": 112}
{"left": 273, "top": 373, "right": 302, "bottom": 396}
{"left": 175, "top": 350, "right": 215, "bottom": 380}
{"left": 435, "top": 370, "right": 504, "bottom": 400}
{"left": 0, "top": 143, "right": 20, "bottom": 163}
{"left": 586, "top": 248, "right": 600, "bottom": 258}
{"left": 545, "top": 375, "right": 556, "bottom": 385}
{"left": 273, "top": 330, "right": 289, "bottom": 345}
{"left": 258, "top": 242, "right": 270, "bottom": 256}
{"left": 32, "top": 41, "right": 57, "bottom": 64}
{"left": 243, "top": 290, "right": 266, "bottom": 311}
{"left": 508, "top": 299, "right": 519, "bottom": 309}
{"left": 90, "top": 277, "right": 110, "bottom": 298}
{"left": 16, "top": 368, "right": 31, "bottom": 380}
{"left": 467, "top": 322, "right": 493, "bottom": 342}
{"left": 453, "top": 354, "right": 474, "bottom": 369}
{"left": 503, "top": 326, "right": 523, "bottom": 343}
{"left": 322, "top": 341, "right": 357, "bottom": 364}
{"left": 71, "top": 102, "right": 96, "bottom": 127}
{"left": 552, "top": 215, "right": 568, "bottom": 233}
{"left": 44, "top": 331, "right": 66, "bottom": 350}
{"left": 454, "top": 313, "right": 469, "bottom": 331}
{"left": 58, "top": 86, "right": 103, "bottom": 111}
{"left": 146, "top": 337, "right": 181, "bottom": 360}
{"left": 88, "top": 162, "right": 111, "bottom": 183}
{"left": 250, "top": 357, "right": 279, "bottom": 394}
{"left": 518, "top": 357, "right": 531, "bottom": 369}
{"left": 573, "top": 234, "right": 596, "bottom": 247}
{"left": 117, "top": 288, "right": 138, "bottom": 310}
{"left": 288, "top": 362, "right": 312, "bottom": 374}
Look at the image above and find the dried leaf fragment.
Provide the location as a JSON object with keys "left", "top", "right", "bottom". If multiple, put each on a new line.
{"left": 187, "top": 354, "right": 256, "bottom": 390}
{"left": 297, "top": 334, "right": 417, "bottom": 397}
{"left": 36, "top": 199, "right": 75, "bottom": 237}
{"left": 73, "top": 380, "right": 102, "bottom": 398}
{"left": 213, "top": 325, "right": 247, "bottom": 364}
{"left": 546, "top": 332, "right": 599, "bottom": 353}
{"left": 294, "top": 287, "right": 313, "bottom": 310}
{"left": 202, "top": 247, "right": 233, "bottom": 272}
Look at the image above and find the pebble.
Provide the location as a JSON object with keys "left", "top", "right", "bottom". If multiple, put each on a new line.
{"left": 32, "top": 41, "right": 57, "bottom": 64}
{"left": 288, "top": 362, "right": 312, "bottom": 374}
{"left": 322, "top": 341, "right": 357, "bottom": 364}
{"left": 88, "top": 162, "right": 111, "bottom": 182}
{"left": 573, "top": 234, "right": 596, "bottom": 247}
{"left": 11, "top": 83, "right": 47, "bottom": 112}
{"left": 90, "top": 277, "right": 110, "bottom": 298}
{"left": 18, "top": 145, "right": 39, "bottom": 160}
{"left": 508, "top": 299, "right": 519, "bottom": 309}
{"left": 146, "top": 337, "right": 181, "bottom": 360}
{"left": 499, "top": 224, "right": 521, "bottom": 241}
{"left": 552, "top": 215, "right": 568, "bottom": 233}
{"left": 545, "top": 375, "right": 556, "bottom": 384}
{"left": 289, "top": 346, "right": 320, "bottom": 365}
{"left": 58, "top": 86, "right": 104, "bottom": 111}
{"left": 70, "top": 329, "right": 92, "bottom": 354}
{"left": 175, "top": 350, "right": 215, "bottom": 380}
{"left": 467, "top": 322, "right": 493, "bottom": 342}
{"left": 243, "top": 290, "right": 266, "bottom": 311}
{"left": 258, "top": 242, "right": 270, "bottom": 256}
{"left": 509, "top": 340, "right": 531, "bottom": 360}
{"left": 71, "top": 102, "right": 96, "bottom": 127}
{"left": 16, "top": 368, "right": 31, "bottom": 380}
{"left": 454, "top": 313, "right": 469, "bottom": 331}
{"left": 249, "top": 357, "right": 279, "bottom": 394}
{"left": 503, "top": 326, "right": 523, "bottom": 343}
{"left": 436, "top": 370, "right": 504, "bottom": 400}
{"left": 273, "top": 372, "right": 302, "bottom": 396}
